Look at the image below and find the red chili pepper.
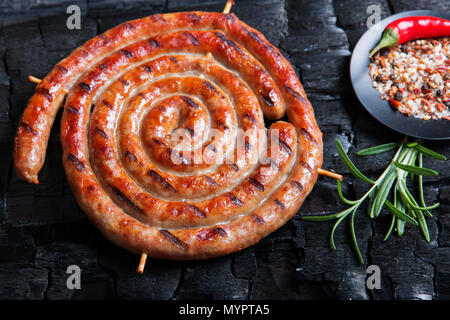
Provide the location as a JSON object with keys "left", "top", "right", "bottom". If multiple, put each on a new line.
{"left": 369, "top": 16, "right": 450, "bottom": 58}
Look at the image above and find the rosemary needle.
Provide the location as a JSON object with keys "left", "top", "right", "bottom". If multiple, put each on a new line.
{"left": 304, "top": 137, "right": 446, "bottom": 264}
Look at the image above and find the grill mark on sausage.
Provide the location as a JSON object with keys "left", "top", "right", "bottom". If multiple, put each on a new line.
{"left": 196, "top": 228, "right": 227, "bottom": 241}
{"left": 120, "top": 49, "right": 133, "bottom": 58}
{"left": 152, "top": 138, "right": 166, "bottom": 147}
{"left": 188, "top": 13, "right": 201, "bottom": 23}
{"left": 274, "top": 199, "right": 285, "bottom": 210}
{"left": 301, "top": 128, "right": 317, "bottom": 144}
{"left": 214, "top": 31, "right": 228, "bottom": 42}
{"left": 152, "top": 138, "right": 164, "bottom": 147}
{"left": 66, "top": 105, "right": 80, "bottom": 115}
{"left": 247, "top": 30, "right": 262, "bottom": 42}
{"left": 20, "top": 121, "right": 37, "bottom": 135}
{"left": 216, "top": 120, "right": 229, "bottom": 131}
{"left": 277, "top": 138, "right": 293, "bottom": 156}
{"left": 252, "top": 214, "right": 265, "bottom": 224}
{"left": 214, "top": 32, "right": 244, "bottom": 55}
{"left": 290, "top": 180, "right": 304, "bottom": 192}
{"left": 122, "top": 22, "right": 135, "bottom": 30}
{"left": 147, "top": 170, "right": 176, "bottom": 192}
{"left": 125, "top": 151, "right": 137, "bottom": 161}
{"left": 228, "top": 193, "right": 243, "bottom": 207}
{"left": 184, "top": 32, "right": 200, "bottom": 45}
{"left": 301, "top": 161, "right": 314, "bottom": 174}
{"left": 98, "top": 63, "right": 107, "bottom": 70}
{"left": 248, "top": 178, "right": 264, "bottom": 192}
{"left": 35, "top": 87, "right": 53, "bottom": 101}
{"left": 204, "top": 81, "right": 216, "bottom": 92}
{"left": 244, "top": 140, "right": 252, "bottom": 151}
{"left": 143, "top": 65, "right": 153, "bottom": 73}
{"left": 225, "top": 13, "right": 235, "bottom": 21}
{"left": 56, "top": 65, "right": 68, "bottom": 74}
{"left": 67, "top": 153, "right": 85, "bottom": 172}
{"left": 119, "top": 79, "right": 130, "bottom": 87}
{"left": 204, "top": 81, "right": 218, "bottom": 93}
{"left": 245, "top": 27, "right": 281, "bottom": 58}
{"left": 245, "top": 113, "right": 258, "bottom": 126}
{"left": 148, "top": 39, "right": 160, "bottom": 48}
{"left": 98, "top": 34, "right": 109, "bottom": 43}
{"left": 169, "top": 56, "right": 179, "bottom": 64}
{"left": 203, "top": 175, "right": 217, "bottom": 185}
{"left": 284, "top": 85, "right": 309, "bottom": 105}
{"left": 213, "top": 227, "right": 227, "bottom": 237}
{"left": 79, "top": 82, "right": 91, "bottom": 93}
{"left": 151, "top": 14, "right": 166, "bottom": 23}
{"left": 159, "top": 230, "right": 188, "bottom": 250}
{"left": 184, "top": 127, "right": 195, "bottom": 137}
{"left": 157, "top": 105, "right": 166, "bottom": 113}
{"left": 80, "top": 50, "right": 89, "bottom": 58}
{"left": 111, "top": 185, "right": 141, "bottom": 211}
{"left": 260, "top": 93, "right": 274, "bottom": 107}
{"left": 95, "top": 127, "right": 108, "bottom": 140}
{"left": 103, "top": 100, "right": 113, "bottom": 109}
{"left": 230, "top": 163, "right": 239, "bottom": 171}
{"left": 205, "top": 81, "right": 225, "bottom": 98}
{"left": 187, "top": 204, "right": 206, "bottom": 218}
{"left": 181, "top": 96, "right": 200, "bottom": 109}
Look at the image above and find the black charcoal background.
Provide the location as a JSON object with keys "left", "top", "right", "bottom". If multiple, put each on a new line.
{"left": 0, "top": 0, "right": 449, "bottom": 300}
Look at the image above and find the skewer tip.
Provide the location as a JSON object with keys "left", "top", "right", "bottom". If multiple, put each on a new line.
{"left": 28, "top": 75, "right": 42, "bottom": 84}
{"left": 137, "top": 253, "right": 148, "bottom": 274}
{"left": 223, "top": 0, "right": 234, "bottom": 14}
{"left": 318, "top": 168, "right": 343, "bottom": 181}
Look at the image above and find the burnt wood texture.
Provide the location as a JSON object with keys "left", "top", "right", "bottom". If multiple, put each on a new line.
{"left": 0, "top": 0, "right": 449, "bottom": 300}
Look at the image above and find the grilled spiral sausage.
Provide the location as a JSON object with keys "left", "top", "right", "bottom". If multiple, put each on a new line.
{"left": 13, "top": 12, "right": 323, "bottom": 260}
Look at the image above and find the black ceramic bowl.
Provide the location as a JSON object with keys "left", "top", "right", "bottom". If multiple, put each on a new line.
{"left": 350, "top": 10, "right": 450, "bottom": 140}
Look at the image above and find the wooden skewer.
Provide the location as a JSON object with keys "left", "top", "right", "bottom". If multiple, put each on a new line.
{"left": 206, "top": 0, "right": 234, "bottom": 59}
{"left": 318, "top": 168, "right": 343, "bottom": 181}
{"left": 28, "top": 75, "right": 42, "bottom": 84}
{"left": 223, "top": 0, "right": 234, "bottom": 13}
{"left": 137, "top": 253, "right": 148, "bottom": 274}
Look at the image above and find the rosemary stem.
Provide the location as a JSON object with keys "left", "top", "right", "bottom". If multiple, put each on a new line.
{"left": 358, "top": 142, "right": 405, "bottom": 210}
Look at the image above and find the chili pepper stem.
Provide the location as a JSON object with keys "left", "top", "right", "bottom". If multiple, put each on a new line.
{"left": 369, "top": 28, "right": 399, "bottom": 58}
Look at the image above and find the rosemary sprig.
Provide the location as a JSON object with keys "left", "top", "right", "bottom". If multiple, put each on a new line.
{"left": 304, "top": 138, "right": 446, "bottom": 264}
